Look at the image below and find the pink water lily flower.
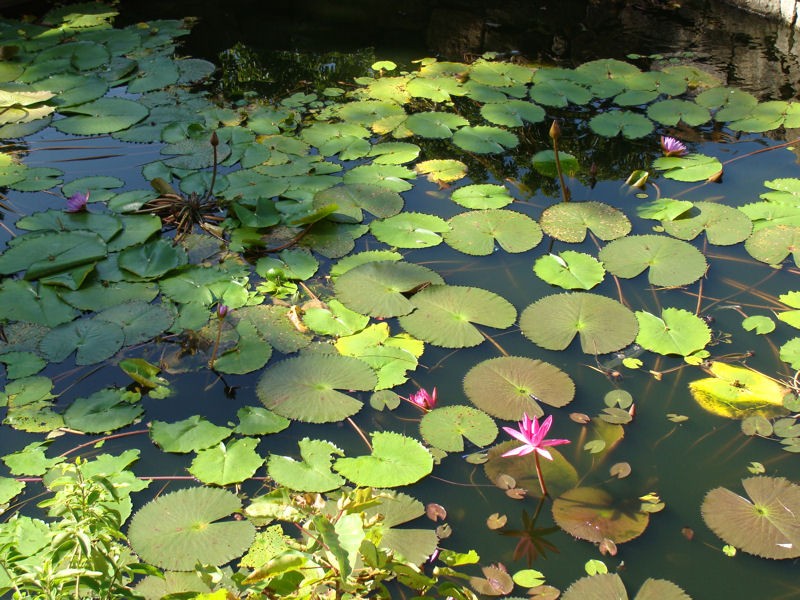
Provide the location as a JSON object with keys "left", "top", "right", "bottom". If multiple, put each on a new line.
{"left": 660, "top": 135, "right": 687, "bottom": 157}
{"left": 501, "top": 413, "right": 570, "bottom": 460}
{"left": 65, "top": 190, "right": 89, "bottom": 213}
{"left": 407, "top": 387, "right": 437, "bottom": 411}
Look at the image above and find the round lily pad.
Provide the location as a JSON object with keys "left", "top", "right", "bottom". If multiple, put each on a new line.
{"left": 480, "top": 99, "right": 545, "bottom": 127}
{"left": 463, "top": 356, "right": 575, "bottom": 420}
{"left": 745, "top": 225, "right": 800, "bottom": 267}
{"left": 313, "top": 183, "right": 403, "bottom": 221}
{"left": 553, "top": 486, "right": 649, "bottom": 543}
{"left": 452, "top": 125, "right": 519, "bottom": 154}
{"left": 444, "top": 209, "right": 542, "bottom": 255}
{"left": 635, "top": 308, "right": 711, "bottom": 357}
{"left": 647, "top": 98, "right": 711, "bottom": 126}
{"left": 53, "top": 97, "right": 149, "bottom": 135}
{"left": 0, "top": 230, "right": 107, "bottom": 280}
{"left": 334, "top": 261, "right": 445, "bottom": 318}
{"left": 562, "top": 574, "right": 691, "bottom": 600}
{"left": 653, "top": 153, "right": 722, "bottom": 182}
{"left": 450, "top": 184, "right": 514, "bottom": 209}
{"left": 419, "top": 405, "right": 498, "bottom": 452}
{"left": 63, "top": 388, "right": 142, "bottom": 433}
{"left": 599, "top": 235, "right": 707, "bottom": 287}
{"left": 589, "top": 111, "right": 653, "bottom": 138}
{"left": 256, "top": 354, "right": 377, "bottom": 423}
{"left": 404, "top": 111, "right": 469, "bottom": 138}
{"left": 689, "top": 361, "right": 789, "bottom": 419}
{"left": 334, "top": 431, "right": 433, "bottom": 487}
{"left": 702, "top": 477, "right": 800, "bottom": 559}
{"left": 128, "top": 486, "right": 256, "bottom": 571}
{"left": 96, "top": 301, "right": 174, "bottom": 345}
{"left": 398, "top": 285, "right": 517, "bottom": 348}
{"left": 188, "top": 437, "right": 264, "bottom": 486}
{"left": 662, "top": 201, "right": 752, "bottom": 245}
{"left": 531, "top": 150, "right": 580, "bottom": 178}
{"left": 370, "top": 212, "right": 450, "bottom": 248}
{"left": 539, "top": 201, "right": 631, "bottom": 243}
{"left": 534, "top": 251, "right": 605, "bottom": 290}
{"left": 118, "top": 238, "right": 188, "bottom": 280}
{"left": 415, "top": 159, "right": 468, "bottom": 185}
{"left": 39, "top": 317, "right": 124, "bottom": 365}
{"left": 520, "top": 292, "right": 638, "bottom": 354}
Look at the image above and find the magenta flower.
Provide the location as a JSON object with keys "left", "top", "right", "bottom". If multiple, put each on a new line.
{"left": 217, "top": 304, "right": 229, "bottom": 319}
{"left": 65, "top": 190, "right": 89, "bottom": 213}
{"left": 501, "top": 413, "right": 570, "bottom": 460}
{"left": 660, "top": 135, "right": 687, "bottom": 157}
{"left": 407, "top": 387, "right": 437, "bottom": 411}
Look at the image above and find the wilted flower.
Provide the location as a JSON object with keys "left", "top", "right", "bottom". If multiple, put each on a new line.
{"left": 501, "top": 413, "right": 570, "bottom": 460}
{"left": 660, "top": 135, "right": 687, "bottom": 157}
{"left": 217, "top": 304, "right": 229, "bottom": 319}
{"left": 65, "top": 190, "right": 89, "bottom": 213}
{"left": 407, "top": 387, "right": 437, "bottom": 411}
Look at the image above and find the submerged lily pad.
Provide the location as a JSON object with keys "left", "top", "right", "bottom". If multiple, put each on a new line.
{"left": 702, "top": 477, "right": 800, "bottom": 559}
{"left": 463, "top": 356, "right": 575, "bottom": 420}
{"left": 256, "top": 354, "right": 377, "bottom": 423}
{"left": 398, "top": 285, "right": 517, "bottom": 348}
{"left": 689, "top": 362, "right": 789, "bottom": 419}
{"left": 599, "top": 235, "right": 707, "bottom": 287}
{"left": 334, "top": 431, "right": 433, "bottom": 487}
{"left": 520, "top": 293, "right": 638, "bottom": 354}
{"left": 553, "top": 486, "right": 649, "bottom": 543}
{"left": 540, "top": 201, "right": 631, "bottom": 243}
{"left": 419, "top": 406, "right": 498, "bottom": 452}
{"left": 128, "top": 486, "right": 256, "bottom": 571}
{"left": 444, "top": 209, "right": 542, "bottom": 255}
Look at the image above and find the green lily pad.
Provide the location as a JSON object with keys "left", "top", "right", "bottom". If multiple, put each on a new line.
{"left": 696, "top": 87, "right": 758, "bottom": 119}
{"left": 0, "top": 230, "right": 106, "bottom": 280}
{"left": 742, "top": 315, "right": 776, "bottom": 334}
{"left": 0, "top": 280, "right": 78, "bottom": 327}
{"left": 302, "top": 299, "right": 370, "bottom": 337}
{"left": 444, "top": 209, "right": 542, "bottom": 255}
{"left": 128, "top": 486, "right": 256, "bottom": 571}
{"left": 599, "top": 235, "right": 707, "bottom": 286}
{"left": 53, "top": 97, "right": 149, "bottom": 135}
{"left": 213, "top": 320, "right": 273, "bottom": 375}
{"left": 368, "top": 141, "right": 420, "bottom": 165}
{"left": 334, "top": 431, "right": 433, "bottom": 487}
{"left": 419, "top": 405, "right": 498, "bottom": 452}
{"left": 452, "top": 125, "right": 518, "bottom": 154}
{"left": 61, "top": 281, "right": 159, "bottom": 312}
{"left": 689, "top": 362, "right": 789, "bottom": 419}
{"left": 653, "top": 153, "right": 722, "bottom": 182}
{"left": 469, "top": 60, "right": 534, "bottom": 86}
{"left": 662, "top": 201, "right": 752, "bottom": 245}
{"left": 334, "top": 261, "right": 445, "bottom": 318}
{"left": 39, "top": 317, "right": 124, "bottom": 365}
{"left": 331, "top": 250, "right": 403, "bottom": 277}
{"left": 463, "top": 356, "right": 575, "bottom": 420}
{"left": 405, "top": 75, "right": 462, "bottom": 102}
{"left": 235, "top": 406, "right": 290, "bottom": 436}
{"left": 450, "top": 184, "right": 514, "bottom": 209}
{"left": 702, "top": 477, "right": 800, "bottom": 559}
{"left": 415, "top": 159, "right": 468, "bottom": 185}
{"left": 335, "top": 100, "right": 405, "bottom": 127}
{"left": 553, "top": 486, "right": 649, "bottom": 543}
{"left": 647, "top": 99, "right": 711, "bottom": 126}
{"left": 0, "top": 351, "right": 46, "bottom": 379}
{"left": 760, "top": 177, "right": 800, "bottom": 203}
{"left": 335, "top": 322, "right": 423, "bottom": 389}
{"left": 362, "top": 490, "right": 438, "bottom": 565}
{"left": 636, "top": 198, "right": 694, "bottom": 221}
{"left": 484, "top": 443, "right": 577, "bottom": 499}
{"left": 313, "top": 183, "right": 403, "bottom": 221}
{"left": 563, "top": 574, "right": 692, "bottom": 600}
{"left": 118, "top": 239, "right": 188, "bottom": 280}
{"left": 727, "top": 101, "right": 790, "bottom": 132}
{"left": 370, "top": 212, "right": 450, "bottom": 248}
{"left": 589, "top": 111, "right": 653, "bottom": 139}
{"left": 63, "top": 388, "right": 142, "bottom": 433}
{"left": 534, "top": 251, "right": 605, "bottom": 290}
{"left": 635, "top": 308, "right": 711, "bottom": 357}
{"left": 96, "top": 301, "right": 174, "bottom": 345}
{"left": 781, "top": 337, "right": 800, "bottom": 369}
{"left": 8, "top": 167, "right": 63, "bottom": 192}
{"left": 2, "top": 441, "right": 63, "bottom": 476}
{"left": 404, "top": 111, "right": 469, "bottom": 138}
{"left": 189, "top": 437, "right": 264, "bottom": 486}
{"left": 257, "top": 354, "right": 377, "bottom": 423}
{"left": 531, "top": 150, "right": 580, "bottom": 178}
{"left": 267, "top": 438, "right": 345, "bottom": 492}
{"left": 398, "top": 285, "right": 517, "bottom": 348}
{"left": 540, "top": 201, "right": 631, "bottom": 243}
{"left": 745, "top": 225, "right": 800, "bottom": 266}
{"left": 480, "top": 100, "right": 545, "bottom": 127}
{"left": 520, "top": 292, "right": 638, "bottom": 354}
{"left": 150, "top": 416, "right": 232, "bottom": 454}
{"left": 529, "top": 78, "right": 592, "bottom": 107}
{"left": 119, "top": 358, "right": 168, "bottom": 389}
{"left": 342, "top": 164, "right": 416, "bottom": 192}
{"left": 236, "top": 305, "right": 312, "bottom": 354}
{"left": 128, "top": 56, "right": 180, "bottom": 93}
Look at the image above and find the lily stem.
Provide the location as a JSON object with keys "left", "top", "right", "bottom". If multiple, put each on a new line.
{"left": 552, "top": 131, "right": 571, "bottom": 204}
{"left": 208, "top": 318, "right": 224, "bottom": 369}
{"left": 534, "top": 452, "right": 549, "bottom": 498}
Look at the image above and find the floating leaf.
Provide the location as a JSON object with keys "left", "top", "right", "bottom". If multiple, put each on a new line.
{"left": 334, "top": 431, "right": 433, "bottom": 487}
{"left": 313, "top": 183, "right": 403, "bottom": 221}
{"left": 781, "top": 337, "right": 800, "bottom": 369}
{"left": 96, "top": 301, "right": 174, "bottom": 345}
{"left": 39, "top": 317, "right": 124, "bottom": 365}
{"left": 450, "top": 184, "right": 514, "bottom": 209}
{"left": 540, "top": 201, "right": 631, "bottom": 243}
{"left": 0, "top": 280, "right": 78, "bottom": 327}
{"left": 661, "top": 201, "right": 752, "bottom": 245}
{"left": 463, "top": 356, "right": 575, "bottom": 420}
{"left": 53, "top": 97, "right": 148, "bottom": 135}
{"left": 150, "top": 416, "right": 232, "bottom": 454}
{"left": 647, "top": 99, "right": 711, "bottom": 126}
{"left": 118, "top": 239, "right": 187, "bottom": 280}
{"left": 302, "top": 299, "right": 370, "bottom": 337}
{"left": 480, "top": 100, "right": 545, "bottom": 127}
{"left": 484, "top": 443, "right": 577, "bottom": 499}
{"left": 0, "top": 352, "right": 46, "bottom": 379}
{"left": 398, "top": 285, "right": 517, "bottom": 348}
{"left": 415, "top": 159, "right": 468, "bottom": 185}
{"left": 589, "top": 111, "right": 653, "bottom": 139}
{"left": 689, "top": 362, "right": 789, "bottom": 419}
{"left": 63, "top": 388, "right": 142, "bottom": 433}
{"left": 636, "top": 198, "right": 693, "bottom": 221}
{"left": 531, "top": 150, "right": 579, "bottom": 178}
{"left": 553, "top": 487, "right": 649, "bottom": 543}
{"left": 0, "top": 230, "right": 106, "bottom": 280}
{"left": 235, "top": 406, "right": 290, "bottom": 436}
{"left": 520, "top": 293, "right": 638, "bottom": 354}
{"left": 534, "top": 251, "right": 605, "bottom": 290}
{"left": 189, "top": 437, "right": 263, "bottom": 486}
{"left": 742, "top": 315, "right": 775, "bottom": 335}
{"left": 635, "top": 308, "right": 711, "bottom": 357}
{"left": 2, "top": 441, "right": 63, "bottom": 476}
{"left": 128, "top": 487, "right": 256, "bottom": 571}
{"left": 334, "top": 261, "right": 444, "bottom": 318}
{"left": 267, "top": 438, "right": 345, "bottom": 492}
{"left": 653, "top": 153, "right": 722, "bottom": 182}
{"left": 444, "top": 209, "right": 542, "bottom": 256}
{"left": 404, "top": 111, "right": 469, "bottom": 138}
{"left": 599, "top": 235, "right": 707, "bottom": 286}
{"left": 370, "top": 212, "right": 449, "bottom": 248}
{"left": 702, "top": 477, "right": 800, "bottom": 559}
{"left": 745, "top": 225, "right": 800, "bottom": 267}
{"left": 562, "top": 574, "right": 691, "bottom": 600}
{"left": 335, "top": 322, "right": 423, "bottom": 389}
{"left": 363, "top": 490, "right": 438, "bottom": 565}
{"left": 452, "top": 125, "right": 518, "bottom": 154}
{"left": 213, "top": 320, "right": 273, "bottom": 375}
{"left": 257, "top": 354, "right": 376, "bottom": 423}
{"left": 419, "top": 406, "right": 498, "bottom": 452}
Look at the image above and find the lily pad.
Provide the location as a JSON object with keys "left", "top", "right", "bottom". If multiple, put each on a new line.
{"left": 128, "top": 486, "right": 256, "bottom": 571}
{"left": 334, "top": 431, "right": 433, "bottom": 487}
{"left": 313, "top": 183, "right": 403, "bottom": 221}
{"left": 540, "top": 201, "right": 631, "bottom": 243}
{"left": 302, "top": 299, "right": 370, "bottom": 337}
{"left": 452, "top": 125, "right": 518, "bottom": 154}
{"left": 661, "top": 201, "right": 752, "bottom": 245}
{"left": 531, "top": 150, "right": 580, "bottom": 178}
{"left": 480, "top": 100, "right": 545, "bottom": 127}
{"left": 520, "top": 292, "right": 638, "bottom": 354}
{"left": 150, "top": 416, "right": 232, "bottom": 454}
{"left": 39, "top": 317, "right": 124, "bottom": 365}
{"left": 0, "top": 230, "right": 106, "bottom": 280}
{"left": 701, "top": 477, "right": 800, "bottom": 559}
{"left": 363, "top": 490, "right": 439, "bottom": 565}
{"left": 444, "top": 209, "right": 542, "bottom": 255}
{"left": 599, "top": 235, "right": 707, "bottom": 286}
{"left": 415, "top": 159, "right": 468, "bottom": 185}
{"left": 335, "top": 322, "right": 423, "bottom": 389}
{"left": 188, "top": 437, "right": 264, "bottom": 486}
{"left": 647, "top": 99, "right": 711, "bottom": 126}
{"left": 53, "top": 97, "right": 149, "bottom": 135}
{"left": 534, "top": 251, "right": 605, "bottom": 290}
{"left": 267, "top": 438, "right": 345, "bottom": 492}
{"left": 334, "top": 260, "right": 445, "bottom": 318}
{"left": 404, "top": 112, "right": 469, "bottom": 138}
{"left": 689, "top": 362, "right": 789, "bottom": 419}
{"left": 118, "top": 239, "right": 188, "bottom": 280}
{"left": 563, "top": 574, "right": 691, "bottom": 600}
{"left": 635, "top": 308, "right": 711, "bottom": 357}
{"left": 96, "top": 301, "right": 174, "bottom": 345}
{"left": 653, "top": 153, "right": 722, "bottom": 182}
{"left": 370, "top": 212, "right": 450, "bottom": 248}
{"left": 398, "top": 285, "right": 517, "bottom": 348}
{"left": 637, "top": 198, "right": 693, "bottom": 221}
{"left": 484, "top": 443, "right": 577, "bottom": 499}
{"left": 256, "top": 354, "right": 377, "bottom": 423}
{"left": 463, "top": 356, "right": 575, "bottom": 420}
{"left": 419, "top": 406, "right": 498, "bottom": 452}
{"left": 63, "top": 388, "right": 142, "bottom": 433}
{"left": 235, "top": 406, "right": 290, "bottom": 436}
{"left": 552, "top": 486, "right": 649, "bottom": 543}
{"left": 589, "top": 111, "right": 653, "bottom": 139}
{"left": 450, "top": 184, "right": 514, "bottom": 209}
{"left": 745, "top": 225, "right": 800, "bottom": 266}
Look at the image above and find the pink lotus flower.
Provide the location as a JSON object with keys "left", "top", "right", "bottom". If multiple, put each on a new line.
{"left": 407, "top": 387, "right": 437, "bottom": 411}
{"left": 65, "top": 190, "right": 89, "bottom": 212}
{"left": 501, "top": 413, "right": 570, "bottom": 460}
{"left": 217, "top": 303, "right": 229, "bottom": 319}
{"left": 660, "top": 135, "right": 687, "bottom": 157}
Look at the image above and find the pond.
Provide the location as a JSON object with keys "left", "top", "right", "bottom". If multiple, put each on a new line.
{"left": 1, "top": 1, "right": 800, "bottom": 599}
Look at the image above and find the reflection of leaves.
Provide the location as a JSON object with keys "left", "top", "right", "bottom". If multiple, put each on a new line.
{"left": 500, "top": 507, "right": 560, "bottom": 565}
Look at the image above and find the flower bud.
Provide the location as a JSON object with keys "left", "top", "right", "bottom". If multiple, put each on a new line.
{"left": 549, "top": 119, "right": 561, "bottom": 141}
